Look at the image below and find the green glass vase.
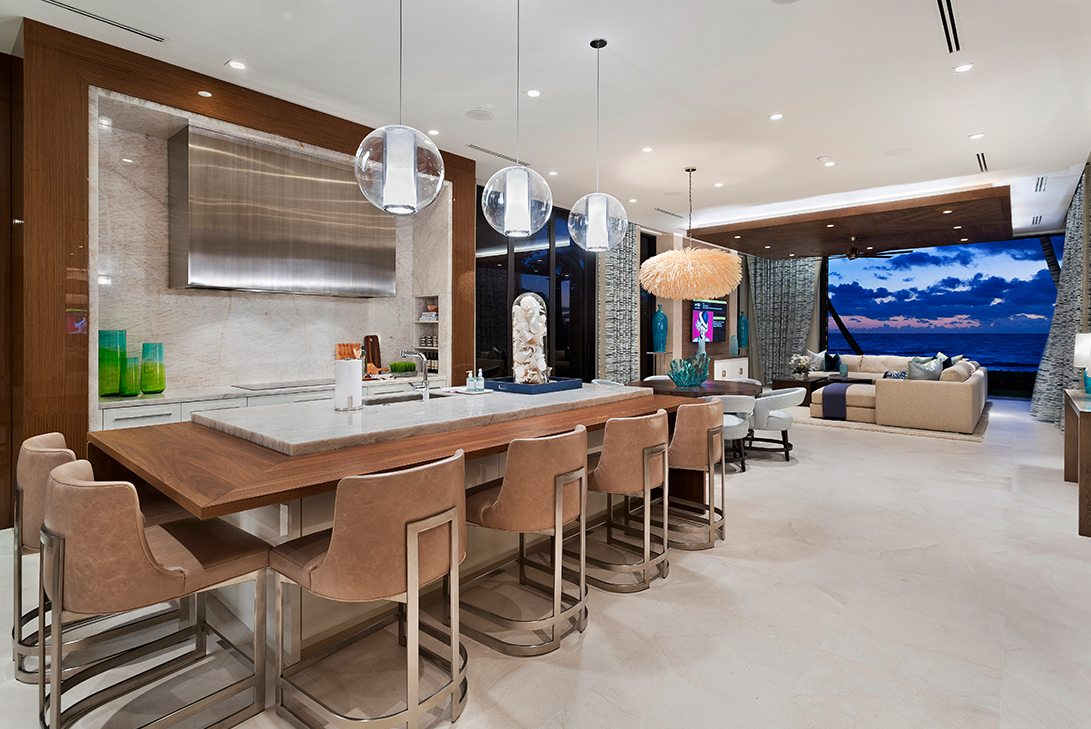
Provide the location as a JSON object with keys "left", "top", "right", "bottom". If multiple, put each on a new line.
{"left": 120, "top": 356, "right": 141, "bottom": 397}
{"left": 98, "top": 329, "right": 126, "bottom": 396}
{"left": 140, "top": 343, "right": 166, "bottom": 394}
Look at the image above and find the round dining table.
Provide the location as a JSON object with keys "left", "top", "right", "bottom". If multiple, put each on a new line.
{"left": 625, "top": 379, "right": 763, "bottom": 398}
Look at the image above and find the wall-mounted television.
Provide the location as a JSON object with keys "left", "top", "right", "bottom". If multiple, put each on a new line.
{"left": 691, "top": 299, "right": 728, "bottom": 343}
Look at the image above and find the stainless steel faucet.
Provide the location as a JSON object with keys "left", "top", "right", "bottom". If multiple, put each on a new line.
{"left": 401, "top": 350, "right": 429, "bottom": 401}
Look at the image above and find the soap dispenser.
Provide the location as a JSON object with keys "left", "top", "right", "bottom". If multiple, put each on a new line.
{"left": 466, "top": 370, "right": 476, "bottom": 392}
{"left": 476, "top": 368, "right": 485, "bottom": 392}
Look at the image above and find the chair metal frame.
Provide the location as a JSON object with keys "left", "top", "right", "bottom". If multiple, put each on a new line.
{"left": 12, "top": 486, "right": 181, "bottom": 686}
{"left": 37, "top": 526, "right": 267, "bottom": 729}
{"left": 645, "top": 425, "right": 726, "bottom": 551}
{"left": 458, "top": 467, "right": 588, "bottom": 657}
{"left": 566, "top": 444, "right": 670, "bottom": 593}
{"left": 274, "top": 505, "right": 468, "bottom": 729}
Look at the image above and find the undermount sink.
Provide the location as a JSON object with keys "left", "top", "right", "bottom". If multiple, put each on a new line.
{"left": 362, "top": 390, "right": 455, "bottom": 406}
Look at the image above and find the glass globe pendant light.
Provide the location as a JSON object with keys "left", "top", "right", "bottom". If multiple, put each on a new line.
{"left": 569, "top": 38, "right": 628, "bottom": 253}
{"left": 481, "top": 0, "right": 552, "bottom": 237}
{"left": 354, "top": 0, "right": 444, "bottom": 215}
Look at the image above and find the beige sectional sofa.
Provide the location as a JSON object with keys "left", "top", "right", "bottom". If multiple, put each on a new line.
{"left": 808, "top": 354, "right": 988, "bottom": 434}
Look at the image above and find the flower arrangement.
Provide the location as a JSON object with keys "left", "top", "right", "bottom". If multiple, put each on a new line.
{"left": 789, "top": 354, "right": 812, "bottom": 378}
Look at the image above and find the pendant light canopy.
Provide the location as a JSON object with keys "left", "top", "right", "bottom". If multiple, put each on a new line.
{"left": 569, "top": 38, "right": 628, "bottom": 253}
{"left": 354, "top": 0, "right": 444, "bottom": 215}
{"left": 481, "top": 0, "right": 553, "bottom": 237}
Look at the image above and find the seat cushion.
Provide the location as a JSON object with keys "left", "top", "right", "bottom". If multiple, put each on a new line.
{"left": 722, "top": 413, "right": 750, "bottom": 440}
{"left": 465, "top": 480, "right": 503, "bottom": 526}
{"left": 270, "top": 529, "right": 332, "bottom": 591}
{"left": 811, "top": 383, "right": 876, "bottom": 408}
{"left": 146, "top": 518, "right": 270, "bottom": 596}
{"left": 758, "top": 409, "right": 793, "bottom": 431}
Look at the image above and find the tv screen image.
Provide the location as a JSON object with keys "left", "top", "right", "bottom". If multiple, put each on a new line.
{"left": 691, "top": 299, "right": 728, "bottom": 343}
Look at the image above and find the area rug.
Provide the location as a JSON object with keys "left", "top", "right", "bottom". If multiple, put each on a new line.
{"left": 788, "top": 401, "right": 991, "bottom": 442}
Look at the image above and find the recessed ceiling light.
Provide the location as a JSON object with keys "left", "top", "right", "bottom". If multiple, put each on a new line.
{"left": 960, "top": 237, "right": 969, "bottom": 242}
{"left": 968, "top": 132, "right": 985, "bottom": 140}
{"left": 226, "top": 59, "right": 246, "bottom": 70}
{"left": 866, "top": 246, "right": 874, "bottom": 250}
{"left": 526, "top": 89, "right": 541, "bottom": 98}
{"left": 427, "top": 129, "right": 439, "bottom": 136}
{"left": 817, "top": 156, "right": 835, "bottom": 167}
{"left": 642, "top": 147, "right": 653, "bottom": 153}
{"left": 953, "top": 225, "right": 963, "bottom": 229}
{"left": 98, "top": 116, "right": 112, "bottom": 127}
{"left": 628, "top": 198, "right": 637, "bottom": 203}
{"left": 734, "top": 235, "right": 742, "bottom": 239}
{"left": 768, "top": 112, "right": 784, "bottom": 121}
{"left": 121, "top": 157, "right": 134, "bottom": 164}
{"left": 789, "top": 253, "right": 796, "bottom": 257}
{"left": 953, "top": 62, "right": 975, "bottom": 74}
{"left": 714, "top": 182, "right": 724, "bottom": 188}
{"left": 548, "top": 170, "right": 557, "bottom": 176}
{"left": 197, "top": 90, "right": 213, "bottom": 98}
{"left": 942, "top": 209, "right": 953, "bottom": 214}
{"left": 826, "top": 224, "right": 835, "bottom": 228}
{"left": 764, "top": 245, "right": 772, "bottom": 249}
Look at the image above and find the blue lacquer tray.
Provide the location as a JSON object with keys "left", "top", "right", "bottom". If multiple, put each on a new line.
{"left": 483, "top": 377, "right": 583, "bottom": 395}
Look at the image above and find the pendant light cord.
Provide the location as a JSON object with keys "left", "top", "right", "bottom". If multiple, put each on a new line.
{"left": 688, "top": 170, "right": 693, "bottom": 231}
{"left": 515, "top": 0, "right": 521, "bottom": 164}
{"left": 595, "top": 43, "right": 601, "bottom": 192}
{"left": 398, "top": 0, "right": 404, "bottom": 125}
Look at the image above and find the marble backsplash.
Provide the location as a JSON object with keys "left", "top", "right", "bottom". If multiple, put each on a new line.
{"left": 91, "top": 92, "right": 452, "bottom": 401}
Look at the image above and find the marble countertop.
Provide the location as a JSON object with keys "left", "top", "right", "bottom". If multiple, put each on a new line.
{"left": 192, "top": 383, "right": 651, "bottom": 456}
{"left": 98, "top": 374, "right": 441, "bottom": 409}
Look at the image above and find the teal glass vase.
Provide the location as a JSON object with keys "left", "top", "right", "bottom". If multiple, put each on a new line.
{"left": 738, "top": 311, "right": 749, "bottom": 349}
{"left": 668, "top": 353, "right": 709, "bottom": 387}
{"left": 651, "top": 304, "right": 668, "bottom": 353}
{"left": 140, "top": 343, "right": 166, "bottom": 394}
{"left": 729, "top": 334, "right": 739, "bottom": 356}
{"left": 120, "top": 356, "right": 141, "bottom": 397}
{"left": 98, "top": 329, "right": 126, "bottom": 396}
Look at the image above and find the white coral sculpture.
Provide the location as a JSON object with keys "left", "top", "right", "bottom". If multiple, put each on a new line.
{"left": 512, "top": 294, "right": 549, "bottom": 385}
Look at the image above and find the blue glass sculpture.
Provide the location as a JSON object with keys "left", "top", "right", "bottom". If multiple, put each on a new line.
{"left": 668, "top": 353, "right": 709, "bottom": 387}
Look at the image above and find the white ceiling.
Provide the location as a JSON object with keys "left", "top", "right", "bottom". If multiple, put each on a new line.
{"left": 2, "top": 0, "right": 1090, "bottom": 236}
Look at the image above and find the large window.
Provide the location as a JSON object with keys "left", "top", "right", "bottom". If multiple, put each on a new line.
{"left": 827, "top": 236, "right": 1063, "bottom": 380}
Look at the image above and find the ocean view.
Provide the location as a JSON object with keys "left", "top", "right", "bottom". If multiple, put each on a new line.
{"left": 827, "top": 331, "right": 1047, "bottom": 372}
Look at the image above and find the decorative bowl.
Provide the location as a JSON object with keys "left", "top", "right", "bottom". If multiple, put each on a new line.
{"left": 668, "top": 354, "right": 709, "bottom": 387}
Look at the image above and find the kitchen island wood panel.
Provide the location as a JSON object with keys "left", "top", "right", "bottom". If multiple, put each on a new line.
{"left": 88, "top": 394, "right": 691, "bottom": 519}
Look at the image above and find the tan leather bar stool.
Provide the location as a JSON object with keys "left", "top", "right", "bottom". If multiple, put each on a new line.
{"left": 661, "top": 398, "right": 726, "bottom": 551}
{"left": 568, "top": 410, "right": 670, "bottom": 593}
{"left": 270, "top": 451, "right": 468, "bottom": 729}
{"left": 39, "top": 460, "right": 270, "bottom": 729}
{"left": 12, "top": 434, "right": 187, "bottom": 685}
{"left": 460, "top": 426, "right": 588, "bottom": 656}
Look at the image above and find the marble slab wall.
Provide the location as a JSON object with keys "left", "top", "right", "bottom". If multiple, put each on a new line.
{"left": 91, "top": 92, "right": 451, "bottom": 402}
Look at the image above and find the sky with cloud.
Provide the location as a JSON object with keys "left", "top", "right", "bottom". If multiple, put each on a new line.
{"left": 828, "top": 237, "right": 1063, "bottom": 333}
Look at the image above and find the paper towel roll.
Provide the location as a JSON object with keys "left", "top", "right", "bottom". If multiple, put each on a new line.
{"left": 334, "top": 359, "right": 363, "bottom": 411}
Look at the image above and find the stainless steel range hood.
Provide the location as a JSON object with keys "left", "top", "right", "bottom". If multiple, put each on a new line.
{"left": 169, "top": 126, "right": 397, "bottom": 297}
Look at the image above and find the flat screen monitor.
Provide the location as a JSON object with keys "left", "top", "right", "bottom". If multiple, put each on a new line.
{"left": 691, "top": 299, "right": 728, "bottom": 343}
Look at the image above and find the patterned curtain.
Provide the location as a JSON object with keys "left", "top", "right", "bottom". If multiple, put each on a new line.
{"left": 747, "top": 255, "right": 820, "bottom": 384}
{"left": 596, "top": 224, "right": 640, "bottom": 383}
{"left": 1031, "top": 176, "right": 1086, "bottom": 426}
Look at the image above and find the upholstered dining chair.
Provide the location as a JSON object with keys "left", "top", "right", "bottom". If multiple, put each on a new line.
{"left": 724, "top": 377, "right": 764, "bottom": 388}
{"left": 40, "top": 460, "right": 270, "bottom": 729}
{"left": 643, "top": 375, "right": 672, "bottom": 381}
{"left": 270, "top": 451, "right": 468, "bottom": 729}
{"left": 660, "top": 398, "right": 726, "bottom": 551}
{"left": 718, "top": 395, "right": 756, "bottom": 472}
{"left": 749, "top": 387, "right": 807, "bottom": 461}
{"left": 13, "top": 433, "right": 187, "bottom": 685}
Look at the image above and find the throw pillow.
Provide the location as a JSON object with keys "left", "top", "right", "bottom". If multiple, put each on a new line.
{"left": 806, "top": 349, "right": 826, "bottom": 371}
{"left": 939, "top": 361, "right": 973, "bottom": 382}
{"left": 907, "top": 358, "right": 943, "bottom": 381}
{"left": 824, "top": 352, "right": 842, "bottom": 372}
{"left": 934, "top": 351, "right": 953, "bottom": 369}
{"left": 911, "top": 355, "right": 935, "bottom": 364}
{"left": 883, "top": 370, "right": 908, "bottom": 380}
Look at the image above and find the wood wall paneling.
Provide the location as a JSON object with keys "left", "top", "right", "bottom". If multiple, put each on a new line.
{"left": 0, "top": 53, "right": 18, "bottom": 528}
{"left": 17, "top": 20, "right": 477, "bottom": 465}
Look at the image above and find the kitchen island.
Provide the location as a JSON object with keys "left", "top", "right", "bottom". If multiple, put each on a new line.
{"left": 87, "top": 384, "right": 693, "bottom": 652}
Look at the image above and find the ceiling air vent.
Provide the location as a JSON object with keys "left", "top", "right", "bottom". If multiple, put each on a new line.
{"left": 41, "top": 0, "right": 165, "bottom": 41}
{"left": 976, "top": 153, "right": 988, "bottom": 173}
{"left": 1034, "top": 176, "right": 1048, "bottom": 192}
{"left": 935, "top": 0, "right": 961, "bottom": 53}
{"left": 1032, "top": 215, "right": 1043, "bottom": 226}
{"left": 653, "top": 208, "right": 684, "bottom": 220}
{"left": 465, "top": 144, "right": 527, "bottom": 167}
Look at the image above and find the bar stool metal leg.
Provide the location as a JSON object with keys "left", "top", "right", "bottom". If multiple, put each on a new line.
{"left": 647, "top": 426, "right": 727, "bottom": 551}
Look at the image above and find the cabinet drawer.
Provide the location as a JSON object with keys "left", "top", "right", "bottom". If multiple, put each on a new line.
{"left": 181, "top": 398, "right": 246, "bottom": 420}
{"left": 102, "top": 404, "right": 182, "bottom": 430}
{"left": 247, "top": 391, "right": 334, "bottom": 408}
{"left": 366, "top": 382, "right": 410, "bottom": 396}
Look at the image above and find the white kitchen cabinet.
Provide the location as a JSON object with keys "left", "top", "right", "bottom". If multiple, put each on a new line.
{"left": 713, "top": 357, "right": 750, "bottom": 381}
{"left": 246, "top": 391, "right": 335, "bottom": 408}
{"left": 102, "top": 403, "right": 182, "bottom": 430}
{"left": 180, "top": 398, "right": 246, "bottom": 420}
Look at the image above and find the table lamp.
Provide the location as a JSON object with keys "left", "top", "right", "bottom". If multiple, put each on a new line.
{"left": 1074, "top": 332, "right": 1091, "bottom": 393}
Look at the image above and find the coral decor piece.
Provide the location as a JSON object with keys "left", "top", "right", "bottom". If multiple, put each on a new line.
{"left": 668, "top": 353, "right": 710, "bottom": 387}
{"left": 638, "top": 247, "right": 743, "bottom": 300}
{"left": 512, "top": 292, "right": 550, "bottom": 385}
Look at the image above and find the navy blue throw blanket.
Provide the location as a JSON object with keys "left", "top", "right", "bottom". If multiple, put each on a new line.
{"left": 822, "top": 383, "right": 852, "bottom": 421}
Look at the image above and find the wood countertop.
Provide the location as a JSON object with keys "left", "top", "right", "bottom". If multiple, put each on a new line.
{"left": 87, "top": 393, "right": 691, "bottom": 520}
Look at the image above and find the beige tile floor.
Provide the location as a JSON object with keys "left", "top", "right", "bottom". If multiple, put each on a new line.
{"left": 4, "top": 397, "right": 1090, "bottom": 728}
